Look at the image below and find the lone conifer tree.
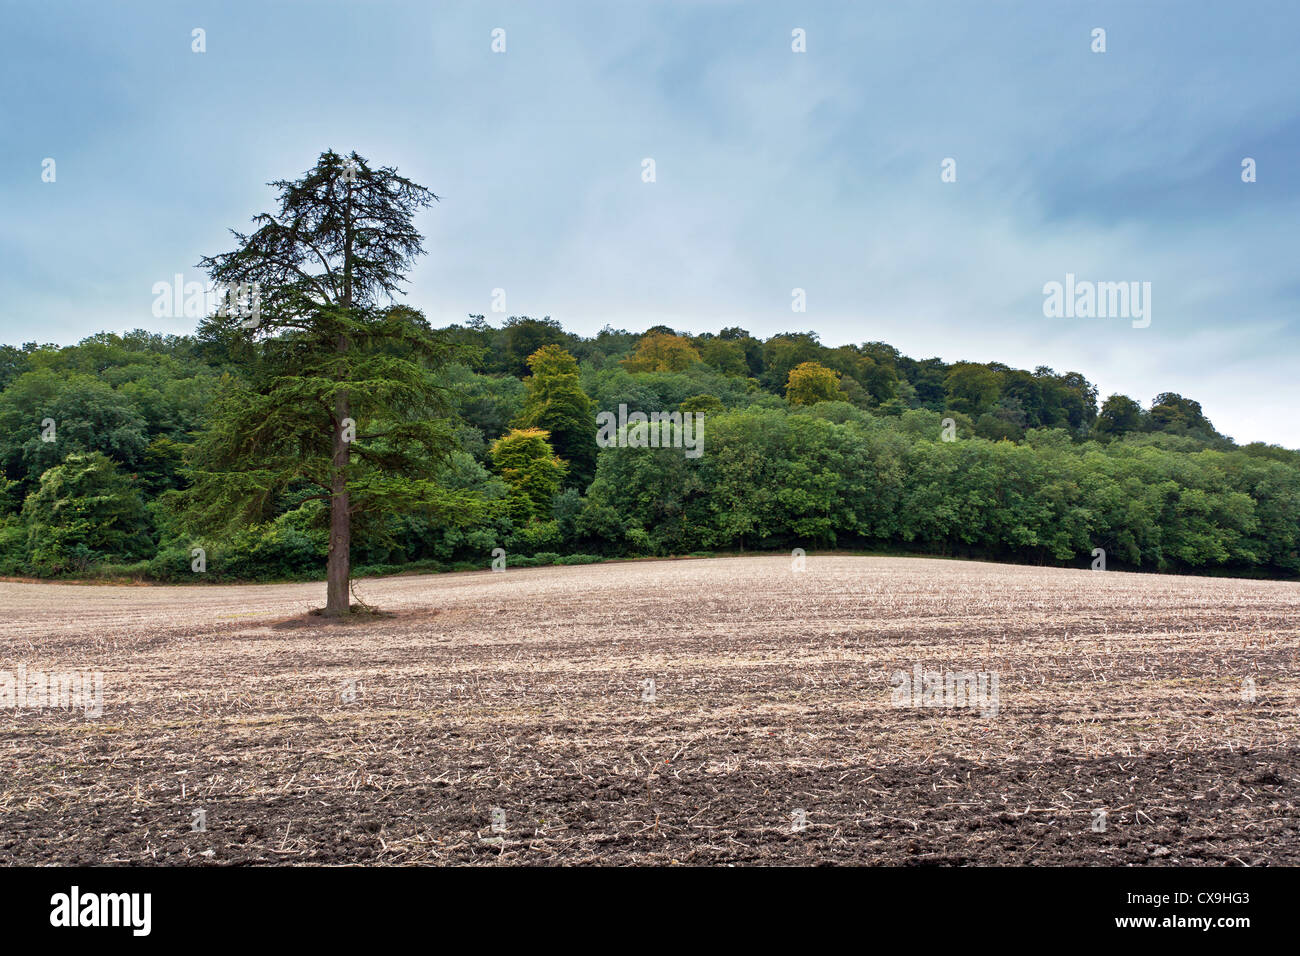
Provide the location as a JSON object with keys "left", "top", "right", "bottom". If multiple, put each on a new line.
{"left": 185, "top": 150, "right": 473, "bottom": 615}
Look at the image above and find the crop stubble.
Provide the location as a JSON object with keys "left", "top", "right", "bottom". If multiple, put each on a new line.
{"left": 0, "top": 555, "right": 1297, "bottom": 865}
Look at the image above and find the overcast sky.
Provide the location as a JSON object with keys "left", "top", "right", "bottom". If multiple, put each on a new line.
{"left": 2, "top": 1, "right": 1298, "bottom": 445}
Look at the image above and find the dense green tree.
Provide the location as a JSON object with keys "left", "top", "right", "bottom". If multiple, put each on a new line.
{"left": 786, "top": 361, "right": 843, "bottom": 406}
{"left": 571, "top": 325, "right": 640, "bottom": 369}
{"left": 620, "top": 332, "right": 701, "bottom": 373}
{"left": 680, "top": 393, "right": 724, "bottom": 415}
{"left": 490, "top": 427, "right": 566, "bottom": 523}
{"left": 1051, "top": 371, "right": 1099, "bottom": 430}
{"left": 184, "top": 149, "right": 475, "bottom": 615}
{"left": 23, "top": 452, "right": 153, "bottom": 573}
{"left": 944, "top": 363, "right": 1002, "bottom": 418}
{"left": 761, "top": 333, "right": 823, "bottom": 392}
{"left": 0, "top": 343, "right": 40, "bottom": 390}
{"left": 975, "top": 397, "right": 1028, "bottom": 442}
{"left": 585, "top": 428, "right": 708, "bottom": 554}
{"left": 139, "top": 435, "right": 189, "bottom": 497}
{"left": 3, "top": 307, "right": 1297, "bottom": 581}
{"left": 718, "top": 327, "right": 765, "bottom": 376}
{"left": 1000, "top": 370, "right": 1044, "bottom": 427}
{"left": 496, "top": 316, "right": 571, "bottom": 376}
{"left": 695, "top": 337, "right": 749, "bottom": 376}
{"left": 514, "top": 345, "right": 598, "bottom": 489}
{"left": 0, "top": 369, "right": 149, "bottom": 485}
{"left": 1095, "top": 394, "right": 1144, "bottom": 438}
{"left": 440, "top": 363, "right": 526, "bottom": 446}
{"left": 823, "top": 346, "right": 898, "bottom": 405}
{"left": 903, "top": 356, "right": 949, "bottom": 410}
{"left": 1149, "top": 392, "right": 1221, "bottom": 442}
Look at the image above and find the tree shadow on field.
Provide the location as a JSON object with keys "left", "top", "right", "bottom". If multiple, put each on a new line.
{"left": 270, "top": 605, "right": 409, "bottom": 629}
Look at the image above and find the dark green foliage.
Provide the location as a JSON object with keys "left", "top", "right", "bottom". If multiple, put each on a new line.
{"left": 178, "top": 304, "right": 474, "bottom": 537}
{"left": 440, "top": 364, "right": 525, "bottom": 445}
{"left": 22, "top": 452, "right": 153, "bottom": 573}
{"left": 0, "top": 306, "right": 1290, "bottom": 580}
{"left": 514, "top": 345, "right": 598, "bottom": 489}
{"left": 0, "top": 370, "right": 150, "bottom": 486}
{"left": 458, "top": 316, "right": 579, "bottom": 376}
{"left": 0, "top": 343, "right": 40, "bottom": 390}
{"left": 490, "top": 427, "right": 566, "bottom": 524}
{"left": 1095, "top": 394, "right": 1145, "bottom": 439}
{"left": 184, "top": 149, "right": 487, "bottom": 612}
{"left": 1149, "top": 392, "right": 1223, "bottom": 444}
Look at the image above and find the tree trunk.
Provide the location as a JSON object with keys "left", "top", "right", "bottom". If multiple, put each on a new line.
{"left": 325, "top": 383, "right": 351, "bottom": 615}
{"left": 325, "top": 163, "right": 355, "bottom": 616}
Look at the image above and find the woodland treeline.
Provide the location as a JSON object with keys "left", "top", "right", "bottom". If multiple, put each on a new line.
{"left": 1, "top": 316, "right": 1297, "bottom": 581}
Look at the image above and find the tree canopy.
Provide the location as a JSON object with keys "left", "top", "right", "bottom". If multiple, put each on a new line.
{"left": 0, "top": 162, "right": 1290, "bottom": 585}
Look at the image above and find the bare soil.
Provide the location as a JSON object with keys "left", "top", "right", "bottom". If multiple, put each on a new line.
{"left": 1, "top": 555, "right": 1297, "bottom": 865}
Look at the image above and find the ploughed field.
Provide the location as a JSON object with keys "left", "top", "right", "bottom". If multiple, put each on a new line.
{"left": 1, "top": 555, "right": 1298, "bottom": 865}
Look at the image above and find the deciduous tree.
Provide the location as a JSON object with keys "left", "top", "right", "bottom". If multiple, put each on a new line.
{"left": 785, "top": 361, "right": 842, "bottom": 406}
